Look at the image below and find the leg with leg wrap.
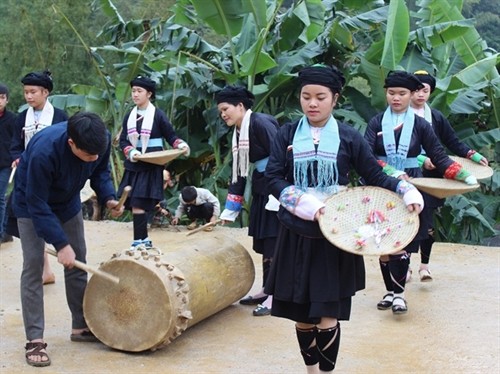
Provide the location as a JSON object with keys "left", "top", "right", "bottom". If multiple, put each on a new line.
{"left": 316, "top": 324, "right": 340, "bottom": 373}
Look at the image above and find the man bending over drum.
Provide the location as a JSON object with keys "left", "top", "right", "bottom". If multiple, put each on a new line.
{"left": 12, "top": 112, "right": 124, "bottom": 367}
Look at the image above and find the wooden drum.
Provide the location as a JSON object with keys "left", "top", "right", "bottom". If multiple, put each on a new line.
{"left": 83, "top": 235, "right": 254, "bottom": 352}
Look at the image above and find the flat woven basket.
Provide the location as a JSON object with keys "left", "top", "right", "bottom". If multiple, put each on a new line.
{"left": 318, "top": 186, "right": 419, "bottom": 256}
{"left": 410, "top": 178, "right": 479, "bottom": 199}
{"left": 134, "top": 149, "right": 185, "bottom": 165}
{"left": 449, "top": 156, "right": 493, "bottom": 180}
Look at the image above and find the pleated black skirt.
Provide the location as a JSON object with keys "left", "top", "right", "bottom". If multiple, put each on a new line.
{"left": 264, "top": 223, "right": 365, "bottom": 324}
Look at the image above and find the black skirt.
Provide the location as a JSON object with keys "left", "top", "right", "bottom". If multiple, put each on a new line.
{"left": 248, "top": 193, "right": 279, "bottom": 257}
{"left": 264, "top": 223, "right": 365, "bottom": 323}
{"left": 118, "top": 167, "right": 163, "bottom": 212}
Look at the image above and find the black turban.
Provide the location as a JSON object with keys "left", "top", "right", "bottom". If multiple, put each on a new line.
{"left": 130, "top": 76, "right": 156, "bottom": 99}
{"left": 0, "top": 84, "right": 9, "bottom": 97}
{"left": 384, "top": 71, "right": 424, "bottom": 92}
{"left": 21, "top": 70, "right": 53, "bottom": 92}
{"left": 215, "top": 85, "right": 255, "bottom": 109}
{"left": 414, "top": 70, "right": 436, "bottom": 92}
{"left": 298, "top": 64, "right": 345, "bottom": 94}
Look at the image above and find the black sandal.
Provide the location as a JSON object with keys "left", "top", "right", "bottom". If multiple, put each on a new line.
{"left": 392, "top": 297, "right": 408, "bottom": 314}
{"left": 377, "top": 293, "right": 393, "bottom": 310}
{"left": 25, "top": 342, "right": 51, "bottom": 367}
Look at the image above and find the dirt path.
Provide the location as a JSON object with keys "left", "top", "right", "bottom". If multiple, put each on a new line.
{"left": 1, "top": 221, "right": 498, "bottom": 373}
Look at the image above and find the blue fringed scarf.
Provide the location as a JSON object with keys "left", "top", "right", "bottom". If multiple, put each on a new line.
{"left": 292, "top": 115, "right": 340, "bottom": 194}
{"left": 381, "top": 107, "right": 415, "bottom": 171}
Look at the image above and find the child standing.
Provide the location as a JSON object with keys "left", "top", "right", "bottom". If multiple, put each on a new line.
{"left": 171, "top": 186, "right": 220, "bottom": 230}
{"left": 8, "top": 71, "right": 69, "bottom": 284}
{"left": 118, "top": 76, "right": 189, "bottom": 250}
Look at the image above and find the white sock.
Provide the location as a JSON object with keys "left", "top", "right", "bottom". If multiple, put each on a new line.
{"left": 393, "top": 293, "right": 405, "bottom": 307}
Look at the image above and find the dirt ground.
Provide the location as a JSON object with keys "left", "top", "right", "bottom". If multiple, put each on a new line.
{"left": 0, "top": 220, "right": 498, "bottom": 374}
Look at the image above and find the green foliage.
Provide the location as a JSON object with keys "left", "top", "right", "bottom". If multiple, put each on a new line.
{"left": 0, "top": 0, "right": 101, "bottom": 110}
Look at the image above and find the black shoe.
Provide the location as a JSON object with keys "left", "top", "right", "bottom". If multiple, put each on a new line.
{"left": 253, "top": 304, "right": 271, "bottom": 316}
{"left": 377, "top": 293, "right": 393, "bottom": 310}
{"left": 70, "top": 330, "right": 99, "bottom": 342}
{"left": 239, "top": 295, "right": 268, "bottom": 305}
{"left": 1, "top": 234, "right": 13, "bottom": 243}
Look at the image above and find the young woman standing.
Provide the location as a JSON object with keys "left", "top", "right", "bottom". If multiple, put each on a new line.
{"left": 119, "top": 76, "right": 189, "bottom": 250}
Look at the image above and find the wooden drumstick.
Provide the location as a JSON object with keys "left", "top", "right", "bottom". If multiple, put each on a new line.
{"left": 8, "top": 166, "right": 16, "bottom": 184}
{"left": 116, "top": 185, "right": 132, "bottom": 210}
{"left": 186, "top": 219, "right": 221, "bottom": 236}
{"left": 45, "top": 247, "right": 120, "bottom": 285}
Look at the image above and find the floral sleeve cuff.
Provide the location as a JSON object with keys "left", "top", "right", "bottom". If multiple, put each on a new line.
{"left": 396, "top": 180, "right": 416, "bottom": 195}
{"left": 279, "top": 186, "right": 325, "bottom": 221}
{"left": 467, "top": 150, "right": 484, "bottom": 164}
{"left": 444, "top": 162, "right": 477, "bottom": 185}
{"left": 224, "top": 193, "right": 243, "bottom": 212}
{"left": 279, "top": 186, "right": 305, "bottom": 211}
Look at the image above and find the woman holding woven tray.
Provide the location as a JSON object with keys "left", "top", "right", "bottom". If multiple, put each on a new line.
{"left": 216, "top": 85, "right": 280, "bottom": 317}
{"left": 410, "top": 70, "right": 489, "bottom": 282}
{"left": 264, "top": 64, "right": 424, "bottom": 373}
{"left": 118, "top": 76, "right": 189, "bottom": 250}
{"left": 364, "top": 70, "right": 477, "bottom": 316}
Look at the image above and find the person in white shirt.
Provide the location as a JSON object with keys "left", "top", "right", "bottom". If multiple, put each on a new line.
{"left": 171, "top": 186, "right": 220, "bottom": 231}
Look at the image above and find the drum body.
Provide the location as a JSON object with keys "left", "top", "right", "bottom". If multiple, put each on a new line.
{"left": 83, "top": 235, "right": 254, "bottom": 352}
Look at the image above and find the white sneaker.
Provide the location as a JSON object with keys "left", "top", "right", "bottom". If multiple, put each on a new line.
{"left": 419, "top": 268, "right": 433, "bottom": 282}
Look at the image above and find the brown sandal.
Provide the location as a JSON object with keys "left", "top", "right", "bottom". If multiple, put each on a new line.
{"left": 25, "top": 342, "right": 51, "bottom": 367}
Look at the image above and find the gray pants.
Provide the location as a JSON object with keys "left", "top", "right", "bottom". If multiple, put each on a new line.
{"left": 18, "top": 212, "right": 88, "bottom": 341}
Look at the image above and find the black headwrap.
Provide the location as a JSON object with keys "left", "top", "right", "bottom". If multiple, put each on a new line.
{"left": 215, "top": 85, "right": 255, "bottom": 109}
{"left": 130, "top": 76, "right": 156, "bottom": 99}
{"left": 384, "top": 71, "right": 424, "bottom": 92}
{"left": 21, "top": 70, "right": 53, "bottom": 92}
{"left": 0, "top": 84, "right": 9, "bottom": 97}
{"left": 298, "top": 64, "right": 345, "bottom": 94}
{"left": 414, "top": 70, "right": 436, "bottom": 92}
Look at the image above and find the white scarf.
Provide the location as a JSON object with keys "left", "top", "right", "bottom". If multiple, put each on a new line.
{"left": 231, "top": 109, "right": 252, "bottom": 183}
{"left": 24, "top": 101, "right": 55, "bottom": 147}
{"left": 126, "top": 102, "right": 156, "bottom": 153}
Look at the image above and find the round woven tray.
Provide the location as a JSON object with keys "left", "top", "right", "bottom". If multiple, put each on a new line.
{"left": 134, "top": 149, "right": 185, "bottom": 165}
{"left": 318, "top": 186, "right": 419, "bottom": 256}
{"left": 410, "top": 178, "right": 479, "bottom": 199}
{"left": 449, "top": 156, "right": 493, "bottom": 180}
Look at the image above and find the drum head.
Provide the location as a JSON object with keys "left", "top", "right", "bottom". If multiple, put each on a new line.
{"left": 318, "top": 186, "right": 420, "bottom": 256}
{"left": 134, "top": 149, "right": 185, "bottom": 165}
{"left": 83, "top": 256, "right": 176, "bottom": 352}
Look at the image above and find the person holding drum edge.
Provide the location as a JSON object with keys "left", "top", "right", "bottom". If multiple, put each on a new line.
{"left": 7, "top": 70, "right": 69, "bottom": 285}
{"left": 118, "top": 76, "right": 190, "bottom": 250}
{"left": 216, "top": 85, "right": 280, "bottom": 317}
{"left": 364, "top": 70, "right": 477, "bottom": 316}
{"left": 264, "top": 64, "right": 424, "bottom": 373}
{"left": 12, "top": 112, "right": 124, "bottom": 367}
{"left": 410, "top": 70, "right": 489, "bottom": 282}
